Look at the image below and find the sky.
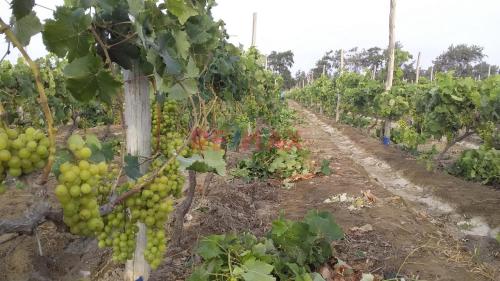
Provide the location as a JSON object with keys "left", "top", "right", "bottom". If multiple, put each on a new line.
{"left": 1, "top": 0, "right": 499, "bottom": 74}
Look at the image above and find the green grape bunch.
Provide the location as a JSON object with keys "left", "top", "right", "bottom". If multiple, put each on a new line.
{"left": 152, "top": 100, "right": 189, "bottom": 158}
{"left": 0, "top": 126, "right": 50, "bottom": 183}
{"left": 96, "top": 158, "right": 181, "bottom": 267}
{"left": 55, "top": 135, "right": 111, "bottom": 236}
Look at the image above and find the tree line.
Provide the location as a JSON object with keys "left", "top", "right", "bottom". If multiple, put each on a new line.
{"left": 267, "top": 43, "right": 499, "bottom": 89}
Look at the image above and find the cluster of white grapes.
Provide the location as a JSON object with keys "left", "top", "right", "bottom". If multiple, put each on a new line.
{"left": 152, "top": 100, "right": 188, "bottom": 158}
{"left": 55, "top": 135, "right": 110, "bottom": 236}
{"left": 0, "top": 126, "right": 50, "bottom": 192}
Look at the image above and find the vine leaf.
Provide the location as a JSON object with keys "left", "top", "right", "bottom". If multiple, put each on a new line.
{"left": 168, "top": 78, "right": 198, "bottom": 100}
{"left": 12, "top": 12, "right": 41, "bottom": 46}
{"left": 202, "top": 149, "right": 226, "bottom": 176}
{"left": 85, "top": 134, "right": 101, "bottom": 149}
{"left": 196, "top": 235, "right": 223, "bottom": 259}
{"left": 166, "top": 0, "right": 198, "bottom": 24}
{"left": 177, "top": 148, "right": 226, "bottom": 176}
{"left": 304, "top": 210, "right": 343, "bottom": 243}
{"left": 52, "top": 149, "right": 73, "bottom": 177}
{"left": 63, "top": 54, "right": 121, "bottom": 104}
{"left": 42, "top": 7, "right": 92, "bottom": 61}
{"left": 186, "top": 57, "right": 200, "bottom": 78}
{"left": 239, "top": 259, "right": 275, "bottom": 281}
{"left": 124, "top": 154, "right": 142, "bottom": 180}
{"left": 319, "top": 159, "right": 332, "bottom": 176}
{"left": 12, "top": 12, "right": 42, "bottom": 46}
{"left": 11, "top": 0, "right": 34, "bottom": 20}
{"left": 174, "top": 30, "right": 190, "bottom": 60}
{"left": 127, "top": 0, "right": 143, "bottom": 17}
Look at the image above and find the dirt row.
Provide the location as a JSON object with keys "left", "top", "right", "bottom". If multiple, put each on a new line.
{"left": 0, "top": 106, "right": 499, "bottom": 280}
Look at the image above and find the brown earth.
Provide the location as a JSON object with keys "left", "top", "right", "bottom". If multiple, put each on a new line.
{"left": 1, "top": 108, "right": 499, "bottom": 281}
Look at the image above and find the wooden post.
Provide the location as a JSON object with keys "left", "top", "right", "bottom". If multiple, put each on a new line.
{"left": 488, "top": 65, "right": 492, "bottom": 77}
{"left": 123, "top": 63, "right": 152, "bottom": 281}
{"left": 251, "top": 12, "right": 257, "bottom": 47}
{"left": 371, "top": 66, "right": 376, "bottom": 80}
{"left": 322, "top": 64, "right": 326, "bottom": 76}
{"left": 430, "top": 65, "right": 434, "bottom": 82}
{"left": 335, "top": 49, "right": 344, "bottom": 123}
{"left": 383, "top": 0, "right": 397, "bottom": 142}
{"left": 415, "top": 52, "right": 421, "bottom": 84}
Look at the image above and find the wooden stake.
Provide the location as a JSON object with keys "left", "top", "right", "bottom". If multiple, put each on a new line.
{"left": 251, "top": 12, "right": 257, "bottom": 47}
{"left": 123, "top": 63, "right": 152, "bottom": 281}
{"left": 335, "top": 49, "right": 344, "bottom": 123}
{"left": 384, "top": 0, "right": 397, "bottom": 141}
{"left": 488, "top": 65, "right": 492, "bottom": 77}
{"left": 430, "top": 65, "right": 434, "bottom": 82}
{"left": 415, "top": 52, "right": 421, "bottom": 84}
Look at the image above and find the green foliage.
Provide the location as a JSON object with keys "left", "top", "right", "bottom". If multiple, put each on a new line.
{"left": 449, "top": 146, "right": 500, "bottom": 185}
{"left": 63, "top": 54, "right": 121, "bottom": 104}
{"left": 188, "top": 210, "right": 343, "bottom": 281}
{"left": 12, "top": 12, "right": 41, "bottom": 46}
{"left": 236, "top": 145, "right": 309, "bottom": 181}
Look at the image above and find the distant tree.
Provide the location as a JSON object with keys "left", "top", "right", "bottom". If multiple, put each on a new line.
{"left": 379, "top": 42, "right": 412, "bottom": 83}
{"left": 267, "top": 50, "right": 295, "bottom": 88}
{"left": 433, "top": 44, "right": 485, "bottom": 77}
{"left": 472, "top": 62, "right": 499, "bottom": 79}
{"left": 360, "top": 47, "right": 385, "bottom": 78}
{"left": 310, "top": 50, "right": 336, "bottom": 78}
{"left": 294, "top": 70, "right": 307, "bottom": 87}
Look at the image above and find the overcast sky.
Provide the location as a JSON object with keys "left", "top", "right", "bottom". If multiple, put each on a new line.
{"left": 1, "top": 0, "right": 499, "bottom": 74}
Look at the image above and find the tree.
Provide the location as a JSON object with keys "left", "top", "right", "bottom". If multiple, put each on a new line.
{"left": 294, "top": 70, "right": 307, "bottom": 87}
{"left": 361, "top": 47, "right": 385, "bottom": 79}
{"left": 433, "top": 44, "right": 485, "bottom": 77}
{"left": 378, "top": 42, "right": 412, "bottom": 83}
{"left": 472, "top": 62, "right": 499, "bottom": 79}
{"left": 310, "top": 50, "right": 335, "bottom": 78}
{"left": 267, "top": 50, "right": 294, "bottom": 89}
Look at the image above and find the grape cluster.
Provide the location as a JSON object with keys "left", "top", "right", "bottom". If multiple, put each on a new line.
{"left": 98, "top": 203, "right": 138, "bottom": 262}
{"left": 152, "top": 100, "right": 188, "bottom": 157}
{"left": 96, "top": 159, "right": 182, "bottom": 267}
{"left": 55, "top": 135, "right": 109, "bottom": 236}
{"left": 0, "top": 127, "right": 50, "bottom": 181}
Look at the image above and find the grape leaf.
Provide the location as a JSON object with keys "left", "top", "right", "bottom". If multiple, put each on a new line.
{"left": 52, "top": 149, "right": 73, "bottom": 177}
{"left": 11, "top": 0, "right": 34, "bottom": 20}
{"left": 168, "top": 78, "right": 198, "bottom": 100}
{"left": 202, "top": 148, "right": 226, "bottom": 176}
{"left": 42, "top": 7, "right": 92, "bottom": 61}
{"left": 12, "top": 12, "right": 41, "bottom": 46}
{"left": 304, "top": 210, "right": 343, "bottom": 243}
{"left": 320, "top": 159, "right": 331, "bottom": 176}
{"left": 166, "top": 0, "right": 198, "bottom": 24}
{"left": 240, "top": 259, "right": 275, "bottom": 281}
{"left": 124, "top": 154, "right": 142, "bottom": 180}
{"left": 177, "top": 148, "right": 226, "bottom": 176}
{"left": 174, "top": 30, "right": 190, "bottom": 60}
{"left": 85, "top": 134, "right": 101, "bottom": 149}
{"left": 196, "top": 235, "right": 223, "bottom": 259}
{"left": 127, "top": 0, "right": 143, "bottom": 17}
{"left": 186, "top": 57, "right": 200, "bottom": 78}
{"left": 64, "top": 54, "right": 121, "bottom": 104}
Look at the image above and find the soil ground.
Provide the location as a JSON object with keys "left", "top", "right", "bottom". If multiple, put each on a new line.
{"left": 0, "top": 105, "right": 499, "bottom": 281}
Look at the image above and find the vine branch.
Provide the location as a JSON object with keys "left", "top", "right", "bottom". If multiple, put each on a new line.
{"left": 0, "top": 17, "right": 56, "bottom": 185}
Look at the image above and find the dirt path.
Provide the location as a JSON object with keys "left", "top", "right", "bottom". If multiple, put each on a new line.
{"left": 279, "top": 102, "right": 500, "bottom": 281}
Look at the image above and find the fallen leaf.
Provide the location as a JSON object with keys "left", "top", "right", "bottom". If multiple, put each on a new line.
{"left": 349, "top": 224, "right": 374, "bottom": 234}
{"left": 320, "top": 264, "right": 334, "bottom": 280}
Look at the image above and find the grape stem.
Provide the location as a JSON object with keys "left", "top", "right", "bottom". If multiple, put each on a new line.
{"left": 0, "top": 17, "right": 56, "bottom": 186}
